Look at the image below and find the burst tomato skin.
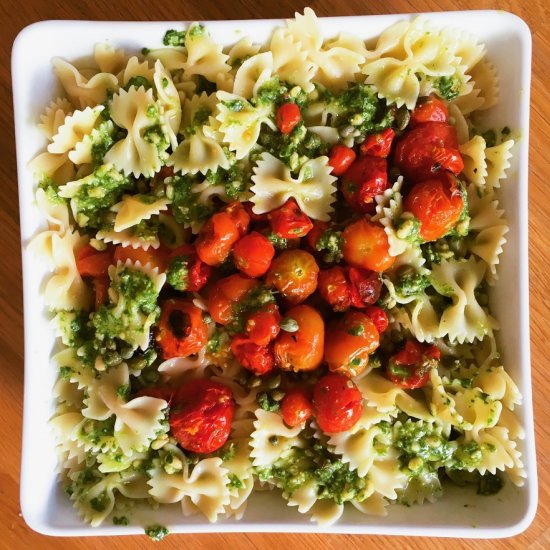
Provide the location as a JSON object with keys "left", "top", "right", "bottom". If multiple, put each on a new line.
{"left": 233, "top": 231, "right": 275, "bottom": 278}
{"left": 208, "top": 274, "right": 258, "bottom": 325}
{"left": 394, "top": 122, "right": 463, "bottom": 182}
{"left": 359, "top": 128, "right": 395, "bottom": 158}
{"left": 348, "top": 267, "right": 382, "bottom": 307}
{"left": 156, "top": 299, "right": 208, "bottom": 359}
{"left": 268, "top": 198, "right": 313, "bottom": 239}
{"left": 341, "top": 156, "right": 388, "bottom": 213}
{"left": 324, "top": 311, "right": 380, "bottom": 377}
{"left": 342, "top": 219, "right": 395, "bottom": 273}
{"left": 403, "top": 172, "right": 465, "bottom": 241}
{"left": 265, "top": 249, "right": 319, "bottom": 305}
{"left": 114, "top": 245, "right": 169, "bottom": 272}
{"left": 328, "top": 144, "right": 357, "bottom": 176}
{"left": 92, "top": 277, "right": 110, "bottom": 310}
{"left": 313, "top": 373, "right": 363, "bottom": 433}
{"left": 281, "top": 387, "right": 314, "bottom": 427}
{"left": 318, "top": 266, "right": 351, "bottom": 312}
{"left": 276, "top": 102, "right": 301, "bottom": 134}
{"left": 223, "top": 201, "right": 251, "bottom": 237}
{"left": 195, "top": 212, "right": 240, "bottom": 266}
{"left": 410, "top": 95, "right": 449, "bottom": 127}
{"left": 169, "top": 379, "right": 235, "bottom": 454}
{"left": 274, "top": 305, "right": 324, "bottom": 372}
{"left": 77, "top": 244, "right": 114, "bottom": 278}
{"left": 245, "top": 303, "right": 281, "bottom": 346}
{"left": 364, "top": 305, "right": 389, "bottom": 334}
{"left": 386, "top": 340, "right": 441, "bottom": 389}
{"left": 230, "top": 336, "right": 274, "bottom": 376}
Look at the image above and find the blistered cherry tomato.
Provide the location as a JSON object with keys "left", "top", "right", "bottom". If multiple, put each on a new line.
{"left": 274, "top": 305, "right": 324, "bottom": 372}
{"left": 342, "top": 219, "right": 395, "bottom": 273}
{"left": 305, "top": 220, "right": 329, "bottom": 252}
{"left": 135, "top": 386, "right": 174, "bottom": 403}
{"left": 195, "top": 212, "right": 240, "bottom": 266}
{"left": 76, "top": 244, "right": 114, "bottom": 278}
{"left": 324, "top": 311, "right": 380, "bottom": 377}
{"left": 359, "top": 128, "right": 395, "bottom": 158}
{"left": 265, "top": 249, "right": 319, "bottom": 305}
{"left": 341, "top": 156, "right": 388, "bottom": 213}
{"left": 410, "top": 95, "right": 449, "bottom": 127}
{"left": 394, "top": 122, "right": 463, "bottom": 181}
{"left": 167, "top": 244, "right": 212, "bottom": 292}
{"left": 268, "top": 198, "right": 313, "bottom": 239}
{"left": 364, "top": 305, "right": 389, "bottom": 334}
{"left": 233, "top": 231, "right": 275, "bottom": 278}
{"left": 169, "top": 378, "right": 234, "bottom": 453}
{"left": 328, "top": 144, "right": 357, "bottom": 176}
{"left": 276, "top": 102, "right": 301, "bottom": 134}
{"left": 313, "top": 373, "right": 363, "bottom": 433}
{"left": 208, "top": 274, "right": 258, "bottom": 325}
{"left": 245, "top": 303, "right": 281, "bottom": 346}
{"left": 348, "top": 267, "right": 382, "bottom": 308}
{"left": 223, "top": 201, "right": 250, "bottom": 237}
{"left": 281, "top": 387, "right": 313, "bottom": 427}
{"left": 156, "top": 299, "right": 208, "bottom": 359}
{"left": 403, "top": 173, "right": 465, "bottom": 241}
{"left": 114, "top": 245, "right": 169, "bottom": 272}
{"left": 230, "top": 335, "right": 274, "bottom": 376}
{"left": 386, "top": 340, "right": 441, "bottom": 389}
{"left": 318, "top": 266, "right": 351, "bottom": 312}
{"left": 92, "top": 277, "right": 110, "bottom": 310}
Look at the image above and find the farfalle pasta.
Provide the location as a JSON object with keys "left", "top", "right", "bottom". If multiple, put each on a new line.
{"left": 28, "top": 8, "right": 524, "bottom": 536}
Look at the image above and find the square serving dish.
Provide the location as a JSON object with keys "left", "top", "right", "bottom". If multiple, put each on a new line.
{"left": 12, "top": 10, "right": 536, "bottom": 538}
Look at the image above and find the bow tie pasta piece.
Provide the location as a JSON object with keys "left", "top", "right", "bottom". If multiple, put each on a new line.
{"left": 35, "top": 187, "right": 70, "bottom": 232}
{"left": 112, "top": 194, "right": 169, "bottom": 232}
{"left": 38, "top": 97, "right": 74, "bottom": 140}
{"left": 232, "top": 52, "right": 274, "bottom": 99}
{"left": 153, "top": 60, "right": 182, "bottom": 149}
{"left": 120, "top": 56, "right": 155, "bottom": 88}
{"left": 250, "top": 152, "right": 337, "bottom": 221}
{"left": 286, "top": 482, "right": 345, "bottom": 526}
{"left": 93, "top": 43, "right": 127, "bottom": 75}
{"left": 225, "top": 38, "right": 261, "bottom": 70}
{"left": 286, "top": 7, "right": 323, "bottom": 53}
{"left": 473, "top": 366, "right": 522, "bottom": 411}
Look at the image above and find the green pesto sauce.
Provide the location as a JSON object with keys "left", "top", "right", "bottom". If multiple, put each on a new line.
{"left": 166, "top": 256, "right": 190, "bottom": 291}
{"left": 125, "top": 76, "right": 152, "bottom": 91}
{"left": 169, "top": 174, "right": 214, "bottom": 227}
{"left": 228, "top": 286, "right": 276, "bottom": 334}
{"left": 477, "top": 473, "right": 504, "bottom": 496}
{"left": 394, "top": 270, "right": 430, "bottom": 298}
{"left": 112, "top": 515, "right": 129, "bottom": 525}
{"left": 315, "top": 228, "right": 344, "bottom": 264}
{"left": 205, "top": 159, "right": 250, "bottom": 201}
{"left": 257, "top": 391, "right": 280, "bottom": 412}
{"left": 228, "top": 473, "right": 244, "bottom": 489}
{"left": 163, "top": 29, "right": 186, "bottom": 46}
{"left": 145, "top": 524, "right": 169, "bottom": 541}
{"left": 432, "top": 75, "right": 462, "bottom": 101}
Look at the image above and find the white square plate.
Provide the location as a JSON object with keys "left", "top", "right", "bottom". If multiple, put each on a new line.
{"left": 12, "top": 10, "right": 536, "bottom": 538}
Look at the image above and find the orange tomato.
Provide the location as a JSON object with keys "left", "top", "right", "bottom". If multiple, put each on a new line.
{"left": 233, "top": 231, "right": 275, "bottom": 278}
{"left": 76, "top": 244, "right": 114, "bottom": 278}
{"left": 280, "top": 387, "right": 313, "bottom": 427}
{"left": 342, "top": 219, "right": 395, "bottom": 273}
{"left": 195, "top": 212, "right": 240, "bottom": 266}
{"left": 324, "top": 311, "right": 380, "bottom": 377}
{"left": 208, "top": 274, "right": 258, "bottom": 326}
{"left": 92, "top": 277, "right": 110, "bottom": 310}
{"left": 274, "top": 305, "right": 324, "bottom": 372}
{"left": 223, "top": 201, "right": 250, "bottom": 236}
{"left": 265, "top": 250, "right": 319, "bottom": 305}
{"left": 114, "top": 245, "right": 169, "bottom": 271}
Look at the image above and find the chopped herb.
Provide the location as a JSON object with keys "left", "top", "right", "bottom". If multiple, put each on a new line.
{"left": 257, "top": 392, "right": 280, "bottom": 412}
{"left": 163, "top": 29, "right": 186, "bottom": 47}
{"left": 144, "top": 524, "right": 169, "bottom": 541}
{"left": 113, "top": 516, "right": 129, "bottom": 525}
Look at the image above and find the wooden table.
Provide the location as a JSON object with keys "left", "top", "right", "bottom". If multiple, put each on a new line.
{"left": 1, "top": 0, "right": 548, "bottom": 548}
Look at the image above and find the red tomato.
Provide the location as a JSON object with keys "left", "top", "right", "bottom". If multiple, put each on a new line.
{"left": 195, "top": 212, "right": 240, "bottom": 266}
{"left": 386, "top": 340, "right": 441, "bottom": 389}
{"left": 135, "top": 386, "right": 174, "bottom": 403}
{"left": 342, "top": 219, "right": 395, "bottom": 273}
{"left": 328, "top": 144, "right": 357, "bottom": 176}
{"left": 274, "top": 305, "right": 324, "bottom": 372}
{"left": 156, "top": 299, "right": 208, "bottom": 359}
{"left": 313, "top": 373, "right": 363, "bottom": 433}
{"left": 394, "top": 122, "right": 463, "bottom": 181}
{"left": 245, "top": 303, "right": 281, "bottom": 346}
{"left": 276, "top": 102, "right": 301, "bottom": 134}
{"left": 305, "top": 220, "right": 329, "bottom": 252}
{"left": 348, "top": 267, "right": 382, "bottom": 308}
{"left": 359, "top": 128, "right": 395, "bottom": 158}
{"left": 265, "top": 249, "right": 319, "bottom": 305}
{"left": 403, "top": 173, "right": 465, "bottom": 241}
{"left": 230, "top": 336, "right": 274, "bottom": 376}
{"left": 318, "top": 266, "right": 351, "bottom": 312}
{"left": 76, "top": 244, "right": 114, "bottom": 278}
{"left": 341, "top": 156, "right": 388, "bottom": 213}
{"left": 167, "top": 244, "right": 213, "bottom": 292}
{"left": 364, "top": 305, "right": 389, "bottom": 334}
{"left": 92, "top": 277, "right": 110, "bottom": 310}
{"left": 223, "top": 201, "right": 251, "bottom": 237}
{"left": 410, "top": 95, "right": 449, "bottom": 127}
{"left": 114, "top": 245, "right": 169, "bottom": 272}
{"left": 169, "top": 378, "right": 234, "bottom": 453}
{"left": 280, "top": 387, "right": 313, "bottom": 427}
{"left": 208, "top": 274, "right": 258, "bottom": 325}
{"left": 268, "top": 198, "right": 313, "bottom": 239}
{"left": 233, "top": 231, "right": 275, "bottom": 278}
{"left": 324, "top": 311, "right": 380, "bottom": 377}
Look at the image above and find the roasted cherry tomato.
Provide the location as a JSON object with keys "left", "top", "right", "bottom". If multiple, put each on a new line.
{"left": 341, "top": 156, "right": 388, "bottom": 213}
{"left": 276, "top": 102, "right": 301, "bottom": 134}
{"left": 114, "top": 245, "right": 168, "bottom": 272}
{"left": 403, "top": 172, "right": 465, "bottom": 241}
{"left": 268, "top": 198, "right": 313, "bottom": 239}
{"left": 274, "top": 305, "right": 324, "bottom": 372}
{"left": 195, "top": 212, "right": 240, "bottom": 266}
{"left": 233, "top": 231, "right": 275, "bottom": 278}
{"left": 156, "top": 299, "right": 208, "bottom": 359}
{"left": 324, "top": 311, "right": 380, "bottom": 377}
{"left": 313, "top": 373, "right": 363, "bottom": 433}
{"left": 305, "top": 220, "right": 329, "bottom": 252}
{"left": 410, "top": 95, "right": 449, "bottom": 127}
{"left": 245, "top": 303, "right": 281, "bottom": 346}
{"left": 359, "top": 128, "right": 395, "bottom": 158}
{"left": 223, "top": 201, "right": 251, "bottom": 237}
{"left": 76, "top": 244, "right": 114, "bottom": 278}
{"left": 386, "top": 340, "right": 441, "bottom": 389}
{"left": 342, "top": 219, "right": 395, "bottom": 273}
{"left": 135, "top": 386, "right": 174, "bottom": 403}
{"left": 328, "top": 144, "right": 357, "bottom": 176}
{"left": 208, "top": 274, "right": 258, "bottom": 326}
{"left": 348, "top": 267, "right": 382, "bottom": 307}
{"left": 394, "top": 122, "right": 463, "bottom": 181}
{"left": 92, "top": 277, "right": 110, "bottom": 310}
{"left": 364, "top": 305, "right": 389, "bottom": 334}
{"left": 167, "top": 244, "right": 212, "bottom": 292}
{"left": 230, "top": 335, "right": 274, "bottom": 376}
{"left": 265, "top": 249, "right": 319, "bottom": 305}
{"left": 318, "top": 266, "right": 351, "bottom": 312}
{"left": 169, "top": 378, "right": 235, "bottom": 453}
{"left": 281, "top": 387, "right": 314, "bottom": 427}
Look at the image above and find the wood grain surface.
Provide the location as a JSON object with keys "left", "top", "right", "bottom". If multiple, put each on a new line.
{"left": 1, "top": 0, "right": 548, "bottom": 548}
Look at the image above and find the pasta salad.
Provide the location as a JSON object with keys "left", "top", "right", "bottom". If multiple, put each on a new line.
{"left": 28, "top": 8, "right": 524, "bottom": 534}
